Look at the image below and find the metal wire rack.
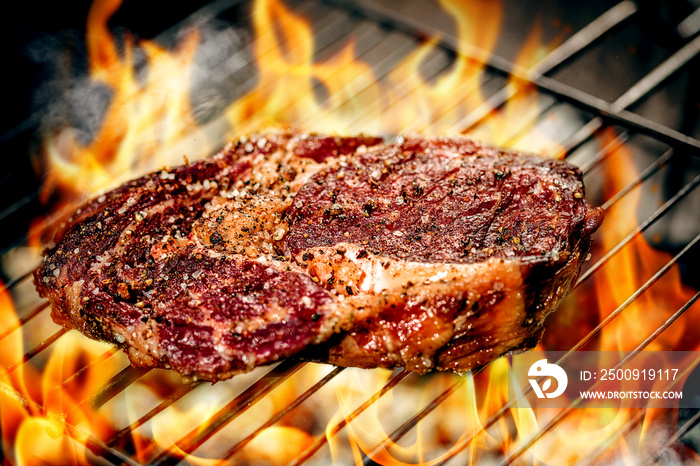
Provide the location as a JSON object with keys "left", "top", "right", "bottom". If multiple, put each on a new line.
{"left": 1, "top": 0, "right": 700, "bottom": 464}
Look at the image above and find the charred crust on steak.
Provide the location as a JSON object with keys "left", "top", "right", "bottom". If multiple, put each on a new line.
{"left": 34, "top": 130, "right": 603, "bottom": 380}
{"left": 285, "top": 137, "right": 599, "bottom": 265}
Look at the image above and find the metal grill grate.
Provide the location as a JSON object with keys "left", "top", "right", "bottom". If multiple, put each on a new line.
{"left": 1, "top": 0, "right": 700, "bottom": 464}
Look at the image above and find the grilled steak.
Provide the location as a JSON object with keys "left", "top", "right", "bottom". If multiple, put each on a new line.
{"left": 34, "top": 130, "right": 603, "bottom": 380}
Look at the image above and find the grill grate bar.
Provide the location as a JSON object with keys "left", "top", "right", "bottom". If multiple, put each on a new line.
{"left": 0, "top": 192, "right": 42, "bottom": 226}
{"left": 494, "top": 97, "right": 560, "bottom": 148}
{"left": 58, "top": 348, "right": 119, "bottom": 391}
{"left": 531, "top": 1, "right": 638, "bottom": 74}
{"left": 576, "top": 353, "right": 700, "bottom": 466}
{"left": 5, "top": 328, "right": 68, "bottom": 374}
{"left": 580, "top": 130, "right": 631, "bottom": 175}
{"left": 643, "top": 409, "right": 700, "bottom": 466}
{"left": 599, "top": 148, "right": 675, "bottom": 211}
{"left": 403, "top": 74, "right": 498, "bottom": 135}
{"left": 450, "top": 86, "right": 532, "bottom": 136}
{"left": 459, "top": 30, "right": 700, "bottom": 159}
{"left": 0, "top": 379, "right": 35, "bottom": 414}
{"left": 345, "top": 52, "right": 453, "bottom": 134}
{"left": 108, "top": 381, "right": 201, "bottom": 447}
{"left": 0, "top": 269, "right": 35, "bottom": 294}
{"left": 0, "top": 300, "right": 49, "bottom": 342}
{"left": 561, "top": 118, "right": 607, "bottom": 156}
{"left": 501, "top": 288, "right": 700, "bottom": 465}
{"left": 65, "top": 422, "right": 141, "bottom": 466}
{"left": 362, "top": 372, "right": 474, "bottom": 465}
{"left": 525, "top": 70, "right": 700, "bottom": 153}
{"left": 611, "top": 34, "right": 700, "bottom": 114}
{"left": 576, "top": 171, "right": 700, "bottom": 287}
{"left": 620, "top": 290, "right": 700, "bottom": 359}
{"left": 431, "top": 230, "right": 700, "bottom": 465}
{"left": 77, "top": 366, "right": 151, "bottom": 412}
{"left": 219, "top": 366, "right": 345, "bottom": 463}
{"left": 290, "top": 368, "right": 410, "bottom": 466}
{"left": 150, "top": 359, "right": 304, "bottom": 465}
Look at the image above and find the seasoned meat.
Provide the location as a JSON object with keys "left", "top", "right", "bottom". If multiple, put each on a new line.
{"left": 34, "top": 130, "right": 603, "bottom": 380}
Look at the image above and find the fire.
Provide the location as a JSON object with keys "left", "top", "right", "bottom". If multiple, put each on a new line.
{"left": 591, "top": 129, "right": 699, "bottom": 353}
{"left": 521, "top": 129, "right": 700, "bottom": 465}
{"left": 41, "top": 0, "right": 205, "bottom": 202}
{"left": 226, "top": 0, "right": 504, "bottom": 136}
{"left": 40, "top": 0, "right": 560, "bottom": 203}
{"left": 4, "top": 0, "right": 697, "bottom": 464}
{"left": 0, "top": 281, "right": 125, "bottom": 465}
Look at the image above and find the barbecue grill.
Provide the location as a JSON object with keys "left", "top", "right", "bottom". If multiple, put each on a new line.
{"left": 1, "top": 0, "right": 700, "bottom": 464}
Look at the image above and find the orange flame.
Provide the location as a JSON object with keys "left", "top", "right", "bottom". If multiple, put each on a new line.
{"left": 0, "top": 280, "right": 127, "bottom": 465}
{"left": 527, "top": 129, "right": 700, "bottom": 464}
{"left": 590, "top": 129, "right": 699, "bottom": 353}
{"left": 42, "top": 0, "right": 204, "bottom": 202}
{"left": 40, "top": 0, "right": 561, "bottom": 204}
{"left": 9, "top": 0, "right": 698, "bottom": 464}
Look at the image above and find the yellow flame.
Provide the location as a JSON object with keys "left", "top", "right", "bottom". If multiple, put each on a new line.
{"left": 21, "top": 0, "right": 700, "bottom": 464}
{"left": 14, "top": 417, "right": 84, "bottom": 466}
{"left": 591, "top": 129, "right": 698, "bottom": 353}
{"left": 0, "top": 283, "right": 34, "bottom": 461}
{"left": 0, "top": 281, "right": 128, "bottom": 464}
{"left": 40, "top": 0, "right": 562, "bottom": 203}
{"left": 521, "top": 129, "right": 700, "bottom": 464}
{"left": 42, "top": 0, "right": 205, "bottom": 202}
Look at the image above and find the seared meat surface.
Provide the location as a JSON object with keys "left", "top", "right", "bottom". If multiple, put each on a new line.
{"left": 34, "top": 130, "right": 603, "bottom": 380}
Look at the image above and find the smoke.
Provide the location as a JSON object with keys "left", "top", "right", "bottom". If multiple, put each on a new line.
{"left": 186, "top": 19, "right": 254, "bottom": 126}
{"left": 27, "top": 14, "right": 253, "bottom": 145}
{"left": 28, "top": 27, "right": 115, "bottom": 145}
